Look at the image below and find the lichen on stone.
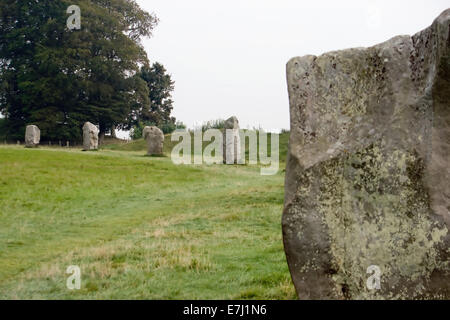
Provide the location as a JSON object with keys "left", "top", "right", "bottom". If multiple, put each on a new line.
{"left": 283, "top": 9, "right": 450, "bottom": 300}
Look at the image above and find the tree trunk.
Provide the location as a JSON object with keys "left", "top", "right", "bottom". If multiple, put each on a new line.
{"left": 111, "top": 125, "right": 117, "bottom": 138}
{"left": 99, "top": 123, "right": 106, "bottom": 146}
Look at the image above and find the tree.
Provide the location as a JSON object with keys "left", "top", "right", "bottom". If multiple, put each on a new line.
{"left": 0, "top": 116, "right": 5, "bottom": 140}
{"left": 0, "top": 0, "right": 157, "bottom": 142}
{"left": 128, "top": 62, "right": 175, "bottom": 130}
{"left": 0, "top": 0, "right": 74, "bottom": 140}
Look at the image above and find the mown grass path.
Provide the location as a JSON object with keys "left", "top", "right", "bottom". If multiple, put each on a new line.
{"left": 0, "top": 146, "right": 295, "bottom": 299}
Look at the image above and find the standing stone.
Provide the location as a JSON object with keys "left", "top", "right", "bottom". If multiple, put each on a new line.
{"left": 223, "top": 116, "right": 241, "bottom": 164}
{"left": 25, "top": 125, "right": 40, "bottom": 148}
{"left": 143, "top": 126, "right": 164, "bottom": 156}
{"left": 82, "top": 122, "right": 99, "bottom": 151}
{"left": 283, "top": 10, "right": 450, "bottom": 300}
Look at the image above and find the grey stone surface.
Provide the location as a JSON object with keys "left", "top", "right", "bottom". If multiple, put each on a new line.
{"left": 223, "top": 116, "right": 241, "bottom": 164}
{"left": 25, "top": 125, "right": 40, "bottom": 148}
{"left": 283, "top": 9, "right": 450, "bottom": 299}
{"left": 82, "top": 122, "right": 99, "bottom": 151}
{"left": 143, "top": 126, "right": 164, "bottom": 156}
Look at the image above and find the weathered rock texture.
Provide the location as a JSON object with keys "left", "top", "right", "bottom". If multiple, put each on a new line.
{"left": 143, "top": 126, "right": 164, "bottom": 156}
{"left": 223, "top": 116, "right": 241, "bottom": 164}
{"left": 283, "top": 10, "right": 450, "bottom": 300}
{"left": 82, "top": 122, "right": 99, "bottom": 151}
{"left": 25, "top": 125, "right": 40, "bottom": 148}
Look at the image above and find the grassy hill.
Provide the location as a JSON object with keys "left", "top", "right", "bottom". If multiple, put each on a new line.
{"left": 0, "top": 144, "right": 295, "bottom": 299}
{"left": 103, "top": 131, "right": 290, "bottom": 163}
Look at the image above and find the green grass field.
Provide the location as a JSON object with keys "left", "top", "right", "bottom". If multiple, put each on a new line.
{"left": 0, "top": 133, "right": 296, "bottom": 299}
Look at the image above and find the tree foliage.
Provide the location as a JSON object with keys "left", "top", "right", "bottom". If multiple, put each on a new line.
{"left": 0, "top": 0, "right": 159, "bottom": 141}
{"left": 127, "top": 62, "right": 175, "bottom": 130}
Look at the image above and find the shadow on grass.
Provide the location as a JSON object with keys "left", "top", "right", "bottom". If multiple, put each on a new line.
{"left": 143, "top": 154, "right": 167, "bottom": 158}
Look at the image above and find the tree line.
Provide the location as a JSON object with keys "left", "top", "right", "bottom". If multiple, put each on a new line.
{"left": 0, "top": 0, "right": 179, "bottom": 143}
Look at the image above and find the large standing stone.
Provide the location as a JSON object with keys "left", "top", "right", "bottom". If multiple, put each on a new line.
{"left": 223, "top": 116, "right": 241, "bottom": 164}
{"left": 283, "top": 10, "right": 450, "bottom": 300}
{"left": 25, "top": 125, "right": 40, "bottom": 148}
{"left": 82, "top": 122, "right": 99, "bottom": 151}
{"left": 143, "top": 126, "right": 164, "bottom": 156}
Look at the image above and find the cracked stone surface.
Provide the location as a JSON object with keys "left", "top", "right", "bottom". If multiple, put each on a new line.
{"left": 82, "top": 122, "right": 99, "bottom": 151}
{"left": 143, "top": 126, "right": 164, "bottom": 156}
{"left": 25, "top": 125, "right": 40, "bottom": 148}
{"left": 283, "top": 9, "right": 450, "bottom": 300}
{"left": 223, "top": 116, "right": 241, "bottom": 164}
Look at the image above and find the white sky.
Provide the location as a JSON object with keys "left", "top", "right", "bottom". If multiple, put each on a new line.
{"left": 134, "top": 0, "right": 448, "bottom": 134}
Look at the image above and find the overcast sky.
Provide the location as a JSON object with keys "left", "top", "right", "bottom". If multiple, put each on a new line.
{"left": 135, "top": 0, "right": 449, "bottom": 133}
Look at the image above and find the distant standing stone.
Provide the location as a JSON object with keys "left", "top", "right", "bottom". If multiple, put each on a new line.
{"left": 82, "top": 122, "right": 99, "bottom": 151}
{"left": 143, "top": 126, "right": 164, "bottom": 156}
{"left": 223, "top": 116, "right": 241, "bottom": 164}
{"left": 25, "top": 125, "right": 40, "bottom": 148}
